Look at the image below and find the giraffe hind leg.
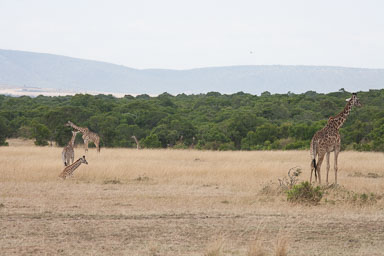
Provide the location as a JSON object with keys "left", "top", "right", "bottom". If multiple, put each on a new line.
{"left": 316, "top": 153, "right": 326, "bottom": 184}
{"left": 83, "top": 139, "right": 89, "bottom": 152}
{"left": 310, "top": 159, "right": 317, "bottom": 183}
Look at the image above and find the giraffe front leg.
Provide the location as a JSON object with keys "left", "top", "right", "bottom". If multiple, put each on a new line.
{"left": 334, "top": 149, "right": 340, "bottom": 185}
{"left": 95, "top": 140, "right": 100, "bottom": 153}
{"left": 326, "top": 152, "right": 330, "bottom": 185}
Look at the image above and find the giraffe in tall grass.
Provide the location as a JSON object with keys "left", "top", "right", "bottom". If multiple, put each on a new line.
{"left": 131, "top": 135, "right": 141, "bottom": 149}
{"left": 66, "top": 121, "right": 100, "bottom": 152}
{"left": 310, "top": 93, "right": 361, "bottom": 185}
{"left": 59, "top": 155, "right": 88, "bottom": 179}
{"left": 62, "top": 130, "right": 79, "bottom": 166}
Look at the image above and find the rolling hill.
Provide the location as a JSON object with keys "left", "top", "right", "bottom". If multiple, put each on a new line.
{"left": 1, "top": 49, "right": 384, "bottom": 95}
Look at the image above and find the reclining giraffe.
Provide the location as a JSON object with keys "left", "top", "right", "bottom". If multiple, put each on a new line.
{"left": 310, "top": 93, "right": 361, "bottom": 185}
{"left": 59, "top": 155, "right": 88, "bottom": 180}
{"left": 65, "top": 121, "right": 100, "bottom": 152}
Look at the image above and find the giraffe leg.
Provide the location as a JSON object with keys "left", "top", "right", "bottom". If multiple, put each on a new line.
{"left": 310, "top": 157, "right": 316, "bottom": 184}
{"left": 95, "top": 141, "right": 100, "bottom": 153}
{"left": 334, "top": 148, "right": 340, "bottom": 185}
{"left": 310, "top": 165, "right": 313, "bottom": 184}
{"left": 326, "top": 152, "right": 330, "bottom": 185}
{"left": 316, "top": 152, "right": 326, "bottom": 185}
{"left": 84, "top": 139, "right": 89, "bottom": 152}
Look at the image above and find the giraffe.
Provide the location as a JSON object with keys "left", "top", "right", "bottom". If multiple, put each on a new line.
{"left": 310, "top": 93, "right": 361, "bottom": 185}
{"left": 176, "top": 135, "right": 184, "bottom": 146}
{"left": 62, "top": 130, "right": 79, "bottom": 166}
{"left": 58, "top": 155, "right": 88, "bottom": 180}
{"left": 190, "top": 136, "right": 196, "bottom": 149}
{"left": 131, "top": 135, "right": 141, "bottom": 149}
{"left": 65, "top": 121, "right": 100, "bottom": 152}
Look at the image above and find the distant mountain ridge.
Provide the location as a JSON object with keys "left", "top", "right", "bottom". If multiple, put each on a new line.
{"left": 1, "top": 49, "right": 384, "bottom": 95}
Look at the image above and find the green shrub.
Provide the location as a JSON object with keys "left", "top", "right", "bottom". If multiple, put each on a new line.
{"left": 31, "top": 122, "right": 51, "bottom": 146}
{"left": 141, "top": 134, "right": 161, "bottom": 148}
{"left": 286, "top": 181, "right": 323, "bottom": 204}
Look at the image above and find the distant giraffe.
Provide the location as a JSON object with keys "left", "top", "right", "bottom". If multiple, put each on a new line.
{"left": 66, "top": 121, "right": 100, "bottom": 152}
{"left": 177, "top": 135, "right": 184, "bottom": 146}
{"left": 190, "top": 136, "right": 196, "bottom": 149}
{"left": 131, "top": 135, "right": 141, "bottom": 149}
{"left": 310, "top": 93, "right": 361, "bottom": 185}
{"left": 62, "top": 130, "right": 79, "bottom": 166}
{"left": 59, "top": 155, "right": 88, "bottom": 180}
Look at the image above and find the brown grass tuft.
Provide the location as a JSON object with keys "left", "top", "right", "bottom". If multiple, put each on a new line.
{"left": 247, "top": 240, "right": 267, "bottom": 256}
{"left": 275, "top": 236, "right": 288, "bottom": 256}
{"left": 205, "top": 237, "right": 224, "bottom": 256}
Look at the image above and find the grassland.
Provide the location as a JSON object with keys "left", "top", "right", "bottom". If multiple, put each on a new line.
{"left": 1, "top": 140, "right": 384, "bottom": 255}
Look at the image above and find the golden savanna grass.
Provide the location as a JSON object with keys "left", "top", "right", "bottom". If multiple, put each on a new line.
{"left": 1, "top": 139, "right": 384, "bottom": 255}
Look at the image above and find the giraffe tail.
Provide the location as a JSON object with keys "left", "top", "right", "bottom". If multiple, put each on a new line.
{"left": 310, "top": 139, "right": 317, "bottom": 180}
{"left": 62, "top": 150, "right": 67, "bottom": 166}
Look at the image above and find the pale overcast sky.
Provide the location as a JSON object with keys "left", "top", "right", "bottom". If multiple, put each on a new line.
{"left": 0, "top": 0, "right": 383, "bottom": 69}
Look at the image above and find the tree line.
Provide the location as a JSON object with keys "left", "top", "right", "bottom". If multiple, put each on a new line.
{"left": 0, "top": 89, "right": 383, "bottom": 151}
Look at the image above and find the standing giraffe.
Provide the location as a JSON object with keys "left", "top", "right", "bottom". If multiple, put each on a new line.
{"left": 62, "top": 130, "right": 79, "bottom": 166}
{"left": 310, "top": 93, "right": 361, "bottom": 185}
{"left": 65, "top": 121, "right": 100, "bottom": 152}
{"left": 190, "top": 136, "right": 196, "bottom": 149}
{"left": 131, "top": 135, "right": 141, "bottom": 149}
{"left": 59, "top": 155, "right": 88, "bottom": 180}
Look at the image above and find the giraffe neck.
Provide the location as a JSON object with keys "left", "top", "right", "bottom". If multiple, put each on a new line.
{"left": 70, "top": 123, "right": 88, "bottom": 133}
{"left": 69, "top": 158, "right": 83, "bottom": 170}
{"left": 132, "top": 136, "right": 140, "bottom": 149}
{"left": 329, "top": 99, "right": 353, "bottom": 130}
{"left": 69, "top": 133, "right": 77, "bottom": 147}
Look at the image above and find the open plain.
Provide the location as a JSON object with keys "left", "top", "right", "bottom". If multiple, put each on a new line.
{"left": 1, "top": 140, "right": 384, "bottom": 255}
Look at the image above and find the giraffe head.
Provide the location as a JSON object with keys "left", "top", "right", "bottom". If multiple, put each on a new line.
{"left": 346, "top": 93, "right": 362, "bottom": 107}
{"left": 72, "top": 130, "right": 79, "bottom": 136}
{"left": 80, "top": 155, "right": 88, "bottom": 165}
{"left": 65, "top": 121, "right": 74, "bottom": 127}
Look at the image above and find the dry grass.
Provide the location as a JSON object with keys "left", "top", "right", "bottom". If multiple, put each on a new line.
{"left": 205, "top": 237, "right": 224, "bottom": 256}
{"left": 1, "top": 142, "right": 384, "bottom": 255}
{"left": 274, "top": 237, "right": 288, "bottom": 256}
{"left": 247, "top": 240, "right": 267, "bottom": 256}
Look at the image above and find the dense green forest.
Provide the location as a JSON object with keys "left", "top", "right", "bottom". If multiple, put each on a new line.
{"left": 0, "top": 89, "right": 383, "bottom": 151}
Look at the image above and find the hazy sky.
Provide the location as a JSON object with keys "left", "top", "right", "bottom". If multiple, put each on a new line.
{"left": 1, "top": 0, "right": 383, "bottom": 69}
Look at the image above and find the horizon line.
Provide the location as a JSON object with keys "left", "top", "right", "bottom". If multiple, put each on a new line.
{"left": 2, "top": 48, "right": 384, "bottom": 71}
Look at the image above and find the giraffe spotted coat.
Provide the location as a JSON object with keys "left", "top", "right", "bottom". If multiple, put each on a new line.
{"left": 310, "top": 93, "right": 361, "bottom": 185}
